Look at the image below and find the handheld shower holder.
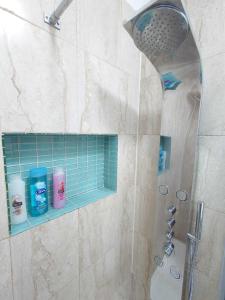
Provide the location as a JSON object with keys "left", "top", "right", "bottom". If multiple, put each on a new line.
{"left": 187, "top": 201, "right": 204, "bottom": 300}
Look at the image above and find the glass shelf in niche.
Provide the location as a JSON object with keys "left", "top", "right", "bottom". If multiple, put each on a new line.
{"left": 2, "top": 134, "right": 118, "bottom": 236}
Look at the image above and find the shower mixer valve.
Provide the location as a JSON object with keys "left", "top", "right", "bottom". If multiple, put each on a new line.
{"left": 164, "top": 205, "right": 177, "bottom": 255}
{"left": 164, "top": 207, "right": 176, "bottom": 255}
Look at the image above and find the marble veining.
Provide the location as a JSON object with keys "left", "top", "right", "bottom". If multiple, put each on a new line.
{"left": 199, "top": 53, "right": 225, "bottom": 135}
{"left": 182, "top": 0, "right": 225, "bottom": 59}
{"left": 0, "top": 0, "right": 223, "bottom": 299}
{"left": 0, "top": 239, "right": 13, "bottom": 300}
{"left": 0, "top": 9, "right": 78, "bottom": 133}
{"left": 10, "top": 212, "right": 79, "bottom": 300}
{"left": 0, "top": 0, "right": 77, "bottom": 45}
{"left": 78, "top": 53, "right": 139, "bottom": 134}
{"left": 79, "top": 135, "right": 136, "bottom": 299}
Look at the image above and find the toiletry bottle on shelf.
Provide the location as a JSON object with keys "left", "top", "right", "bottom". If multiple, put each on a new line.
{"left": 53, "top": 168, "right": 66, "bottom": 209}
{"left": 159, "top": 145, "right": 164, "bottom": 172}
{"left": 29, "top": 167, "right": 48, "bottom": 217}
{"left": 162, "top": 150, "right": 167, "bottom": 171}
{"left": 8, "top": 174, "right": 27, "bottom": 225}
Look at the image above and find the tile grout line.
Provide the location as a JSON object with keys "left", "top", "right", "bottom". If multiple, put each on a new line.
{"left": 198, "top": 134, "right": 225, "bottom": 137}
{"left": 0, "top": 6, "right": 75, "bottom": 47}
{"left": 0, "top": 5, "right": 141, "bottom": 81}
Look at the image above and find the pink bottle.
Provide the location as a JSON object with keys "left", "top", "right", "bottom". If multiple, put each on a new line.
{"left": 53, "top": 168, "right": 66, "bottom": 209}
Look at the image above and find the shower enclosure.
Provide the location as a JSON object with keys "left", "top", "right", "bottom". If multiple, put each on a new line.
{"left": 124, "top": 1, "right": 203, "bottom": 299}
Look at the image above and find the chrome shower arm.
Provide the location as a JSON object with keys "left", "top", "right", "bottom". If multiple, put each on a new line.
{"left": 44, "top": 0, "right": 74, "bottom": 30}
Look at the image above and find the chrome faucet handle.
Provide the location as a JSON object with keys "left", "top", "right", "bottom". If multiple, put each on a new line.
{"left": 166, "top": 230, "right": 175, "bottom": 241}
{"left": 164, "top": 242, "right": 174, "bottom": 256}
{"left": 168, "top": 205, "right": 176, "bottom": 216}
{"left": 167, "top": 218, "right": 176, "bottom": 229}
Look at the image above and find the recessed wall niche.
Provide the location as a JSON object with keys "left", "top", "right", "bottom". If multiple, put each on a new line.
{"left": 158, "top": 136, "right": 171, "bottom": 175}
{"left": 2, "top": 134, "right": 118, "bottom": 235}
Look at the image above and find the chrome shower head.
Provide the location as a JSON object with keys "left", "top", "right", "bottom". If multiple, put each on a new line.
{"left": 127, "top": 3, "right": 189, "bottom": 61}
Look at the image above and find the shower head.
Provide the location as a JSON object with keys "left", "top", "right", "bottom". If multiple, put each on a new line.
{"left": 124, "top": 3, "right": 189, "bottom": 61}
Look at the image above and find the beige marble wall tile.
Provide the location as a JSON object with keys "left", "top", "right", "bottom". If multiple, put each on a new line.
{"left": 77, "top": 0, "right": 140, "bottom": 77}
{"left": 133, "top": 135, "right": 159, "bottom": 299}
{"left": 182, "top": 0, "right": 225, "bottom": 59}
{"left": 112, "top": 276, "right": 132, "bottom": 300}
{"left": 0, "top": 238, "right": 13, "bottom": 300}
{"left": 132, "top": 272, "right": 148, "bottom": 300}
{"left": 79, "top": 134, "right": 137, "bottom": 299}
{"left": 0, "top": 9, "right": 77, "bottom": 133}
{"left": 195, "top": 136, "right": 225, "bottom": 212}
{"left": 77, "top": 0, "right": 120, "bottom": 68}
{"left": 0, "top": 2, "right": 140, "bottom": 135}
{"left": 119, "top": 1, "right": 141, "bottom": 77}
{"left": 0, "top": 0, "right": 77, "bottom": 44}
{"left": 79, "top": 194, "right": 121, "bottom": 272}
{"left": 133, "top": 232, "right": 151, "bottom": 295}
{"left": 199, "top": 53, "right": 225, "bottom": 135}
{"left": 139, "top": 48, "right": 162, "bottom": 138}
{"left": 10, "top": 211, "right": 79, "bottom": 300}
{"left": 79, "top": 202, "right": 130, "bottom": 300}
{"left": 73, "top": 52, "right": 139, "bottom": 134}
{"left": 195, "top": 207, "right": 225, "bottom": 287}
{"left": 80, "top": 246, "right": 121, "bottom": 300}
{"left": 117, "top": 135, "right": 137, "bottom": 285}
{"left": 139, "top": 74, "right": 162, "bottom": 135}
{"left": 141, "top": 55, "right": 159, "bottom": 79}
{"left": 192, "top": 270, "right": 219, "bottom": 300}
{"left": 135, "top": 135, "right": 159, "bottom": 238}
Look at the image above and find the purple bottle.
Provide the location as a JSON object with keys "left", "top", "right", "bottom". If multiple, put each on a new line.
{"left": 53, "top": 168, "right": 66, "bottom": 209}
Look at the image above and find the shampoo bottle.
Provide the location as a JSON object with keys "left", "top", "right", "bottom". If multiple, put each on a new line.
{"left": 8, "top": 174, "right": 27, "bottom": 225}
{"left": 29, "top": 167, "right": 48, "bottom": 216}
{"left": 53, "top": 168, "right": 66, "bottom": 209}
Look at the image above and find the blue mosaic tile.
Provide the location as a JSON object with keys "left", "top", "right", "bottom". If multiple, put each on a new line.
{"left": 3, "top": 134, "right": 118, "bottom": 236}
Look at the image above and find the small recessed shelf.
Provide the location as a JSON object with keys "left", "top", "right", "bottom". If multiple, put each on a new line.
{"left": 158, "top": 136, "right": 171, "bottom": 175}
{"left": 161, "top": 72, "right": 182, "bottom": 91}
{"left": 2, "top": 134, "right": 118, "bottom": 236}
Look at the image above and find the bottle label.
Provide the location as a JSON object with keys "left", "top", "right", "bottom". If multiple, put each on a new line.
{"left": 57, "top": 181, "right": 65, "bottom": 200}
{"left": 11, "top": 195, "right": 23, "bottom": 216}
{"left": 31, "top": 181, "right": 47, "bottom": 213}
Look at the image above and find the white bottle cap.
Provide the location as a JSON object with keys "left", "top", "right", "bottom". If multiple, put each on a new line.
{"left": 9, "top": 174, "right": 21, "bottom": 182}
{"left": 54, "top": 167, "right": 64, "bottom": 175}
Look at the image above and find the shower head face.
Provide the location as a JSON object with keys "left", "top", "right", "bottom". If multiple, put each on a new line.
{"left": 132, "top": 4, "right": 189, "bottom": 61}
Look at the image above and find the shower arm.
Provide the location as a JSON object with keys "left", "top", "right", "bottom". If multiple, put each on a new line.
{"left": 44, "top": 0, "right": 74, "bottom": 30}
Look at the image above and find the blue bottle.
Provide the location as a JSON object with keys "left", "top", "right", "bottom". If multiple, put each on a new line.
{"left": 29, "top": 167, "right": 48, "bottom": 217}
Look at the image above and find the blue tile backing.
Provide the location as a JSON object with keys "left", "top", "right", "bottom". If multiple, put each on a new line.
{"left": 2, "top": 134, "right": 118, "bottom": 236}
